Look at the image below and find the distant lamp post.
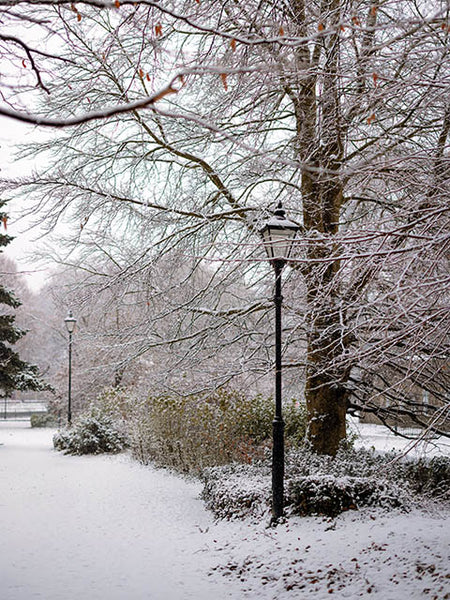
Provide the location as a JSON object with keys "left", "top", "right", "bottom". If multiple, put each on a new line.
{"left": 64, "top": 310, "right": 77, "bottom": 425}
{"left": 259, "top": 202, "right": 300, "bottom": 522}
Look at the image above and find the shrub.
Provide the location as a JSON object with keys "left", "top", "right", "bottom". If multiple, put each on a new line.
{"left": 127, "top": 389, "right": 308, "bottom": 473}
{"left": 284, "top": 446, "right": 449, "bottom": 498}
{"left": 201, "top": 446, "right": 450, "bottom": 519}
{"left": 53, "top": 409, "right": 128, "bottom": 455}
{"left": 400, "top": 455, "right": 450, "bottom": 498}
{"left": 30, "top": 413, "right": 57, "bottom": 428}
{"left": 93, "top": 387, "right": 135, "bottom": 422}
{"left": 201, "top": 464, "right": 271, "bottom": 520}
{"left": 287, "top": 475, "right": 404, "bottom": 517}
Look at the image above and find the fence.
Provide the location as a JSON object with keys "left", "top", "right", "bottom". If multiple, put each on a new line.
{"left": 2, "top": 399, "right": 47, "bottom": 421}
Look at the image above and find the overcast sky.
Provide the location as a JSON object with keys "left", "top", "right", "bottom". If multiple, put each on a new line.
{"left": 0, "top": 117, "right": 49, "bottom": 291}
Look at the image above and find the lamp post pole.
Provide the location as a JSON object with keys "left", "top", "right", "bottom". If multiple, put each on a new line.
{"left": 64, "top": 311, "right": 77, "bottom": 426}
{"left": 272, "top": 259, "right": 285, "bottom": 520}
{"left": 258, "top": 202, "right": 300, "bottom": 523}
{"left": 67, "top": 329, "right": 73, "bottom": 425}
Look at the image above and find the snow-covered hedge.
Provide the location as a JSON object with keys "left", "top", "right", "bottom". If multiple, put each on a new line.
{"left": 53, "top": 410, "right": 128, "bottom": 455}
{"left": 202, "top": 466, "right": 403, "bottom": 520}
{"left": 287, "top": 475, "right": 404, "bottom": 517}
{"left": 202, "top": 464, "right": 271, "bottom": 519}
{"left": 201, "top": 447, "right": 450, "bottom": 519}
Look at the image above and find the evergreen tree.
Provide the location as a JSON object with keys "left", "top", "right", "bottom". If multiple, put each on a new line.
{"left": 0, "top": 200, "right": 46, "bottom": 398}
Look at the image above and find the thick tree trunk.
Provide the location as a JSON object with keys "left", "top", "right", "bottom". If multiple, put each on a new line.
{"left": 289, "top": 0, "right": 349, "bottom": 455}
{"left": 305, "top": 374, "right": 348, "bottom": 456}
{"left": 303, "top": 279, "right": 349, "bottom": 455}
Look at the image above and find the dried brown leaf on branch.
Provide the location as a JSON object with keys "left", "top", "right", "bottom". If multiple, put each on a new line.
{"left": 220, "top": 73, "right": 228, "bottom": 90}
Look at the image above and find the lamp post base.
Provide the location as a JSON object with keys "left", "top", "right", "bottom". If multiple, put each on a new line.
{"left": 272, "top": 416, "right": 285, "bottom": 521}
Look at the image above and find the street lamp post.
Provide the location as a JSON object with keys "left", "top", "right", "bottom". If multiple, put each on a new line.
{"left": 259, "top": 202, "right": 300, "bottom": 522}
{"left": 64, "top": 310, "right": 77, "bottom": 425}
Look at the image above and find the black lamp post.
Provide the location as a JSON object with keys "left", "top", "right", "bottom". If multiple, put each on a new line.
{"left": 259, "top": 202, "right": 300, "bottom": 521}
{"left": 64, "top": 310, "right": 77, "bottom": 425}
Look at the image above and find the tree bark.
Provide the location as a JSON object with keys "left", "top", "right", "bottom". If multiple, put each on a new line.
{"left": 305, "top": 373, "right": 348, "bottom": 456}
{"left": 292, "top": 0, "right": 348, "bottom": 454}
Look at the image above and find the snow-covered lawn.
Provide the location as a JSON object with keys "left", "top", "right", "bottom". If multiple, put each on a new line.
{"left": 350, "top": 419, "right": 450, "bottom": 458}
{"left": 1, "top": 422, "right": 449, "bottom": 600}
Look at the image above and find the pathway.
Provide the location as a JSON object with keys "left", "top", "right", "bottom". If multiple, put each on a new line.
{"left": 0, "top": 423, "right": 239, "bottom": 600}
{"left": 1, "top": 423, "right": 449, "bottom": 600}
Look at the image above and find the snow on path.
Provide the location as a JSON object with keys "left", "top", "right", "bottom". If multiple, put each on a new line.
{"left": 1, "top": 422, "right": 449, "bottom": 600}
{"left": 0, "top": 423, "right": 240, "bottom": 600}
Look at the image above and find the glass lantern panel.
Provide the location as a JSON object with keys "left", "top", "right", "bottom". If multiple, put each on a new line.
{"left": 65, "top": 314, "right": 76, "bottom": 333}
{"left": 268, "top": 228, "right": 295, "bottom": 260}
{"left": 261, "top": 227, "right": 275, "bottom": 259}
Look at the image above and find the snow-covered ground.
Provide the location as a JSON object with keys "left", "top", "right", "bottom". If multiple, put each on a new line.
{"left": 1, "top": 422, "right": 449, "bottom": 600}
{"left": 350, "top": 419, "right": 450, "bottom": 458}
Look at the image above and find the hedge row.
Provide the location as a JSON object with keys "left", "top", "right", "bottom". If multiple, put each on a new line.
{"left": 52, "top": 387, "right": 307, "bottom": 470}
{"left": 201, "top": 447, "right": 450, "bottom": 519}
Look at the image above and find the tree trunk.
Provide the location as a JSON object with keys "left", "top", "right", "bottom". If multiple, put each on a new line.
{"left": 303, "top": 275, "right": 349, "bottom": 455}
{"left": 305, "top": 373, "right": 348, "bottom": 456}
{"left": 290, "top": 0, "right": 349, "bottom": 455}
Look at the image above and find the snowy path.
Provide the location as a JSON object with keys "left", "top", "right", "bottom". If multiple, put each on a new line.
{"left": 1, "top": 423, "right": 449, "bottom": 600}
{"left": 0, "top": 423, "right": 239, "bottom": 600}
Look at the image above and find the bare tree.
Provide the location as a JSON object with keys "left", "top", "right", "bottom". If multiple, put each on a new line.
{"left": 1, "top": 0, "right": 449, "bottom": 453}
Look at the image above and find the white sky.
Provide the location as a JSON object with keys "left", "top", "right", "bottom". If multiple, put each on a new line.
{"left": 0, "top": 116, "right": 50, "bottom": 291}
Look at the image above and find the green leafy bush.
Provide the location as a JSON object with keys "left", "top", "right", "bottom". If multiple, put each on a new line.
{"left": 30, "top": 413, "right": 57, "bottom": 428}
{"left": 92, "top": 387, "right": 134, "bottom": 422}
{"left": 53, "top": 409, "right": 128, "bottom": 455}
{"left": 128, "top": 389, "right": 307, "bottom": 473}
